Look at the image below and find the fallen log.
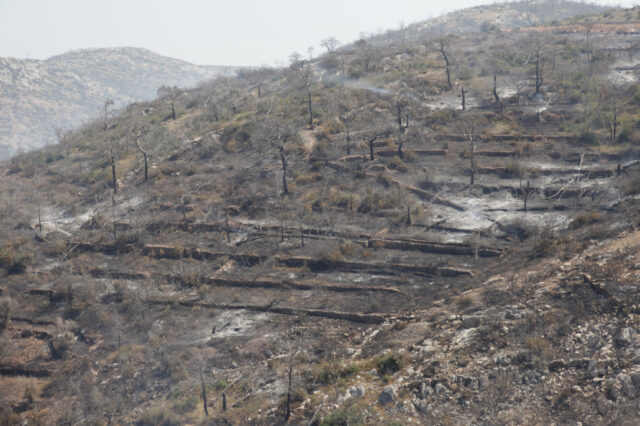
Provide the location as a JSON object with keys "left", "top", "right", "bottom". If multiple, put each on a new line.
{"left": 148, "top": 298, "right": 387, "bottom": 324}
{"left": 274, "top": 255, "right": 472, "bottom": 277}
{"left": 0, "top": 364, "right": 53, "bottom": 378}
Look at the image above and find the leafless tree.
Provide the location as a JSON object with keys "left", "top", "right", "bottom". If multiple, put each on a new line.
{"left": 290, "top": 58, "right": 315, "bottom": 130}
{"left": 390, "top": 87, "right": 411, "bottom": 158}
{"left": 466, "top": 122, "right": 476, "bottom": 185}
{"left": 108, "top": 136, "right": 118, "bottom": 195}
{"left": 321, "top": 37, "right": 341, "bottom": 53}
{"left": 339, "top": 106, "right": 359, "bottom": 156}
{"left": 355, "top": 38, "right": 372, "bottom": 74}
{"left": 283, "top": 325, "right": 306, "bottom": 422}
{"left": 461, "top": 86, "right": 466, "bottom": 110}
{"left": 435, "top": 38, "right": 453, "bottom": 90}
{"left": 131, "top": 126, "right": 150, "bottom": 182}
{"left": 531, "top": 35, "right": 551, "bottom": 95}
{"left": 103, "top": 98, "right": 114, "bottom": 131}
{"left": 157, "top": 85, "right": 179, "bottom": 120}
{"left": 359, "top": 111, "right": 392, "bottom": 161}
{"left": 256, "top": 117, "right": 297, "bottom": 196}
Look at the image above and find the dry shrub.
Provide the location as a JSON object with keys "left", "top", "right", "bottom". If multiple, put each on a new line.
{"left": 0, "top": 297, "right": 13, "bottom": 329}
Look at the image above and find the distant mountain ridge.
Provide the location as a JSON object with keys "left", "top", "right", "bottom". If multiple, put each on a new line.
{"left": 0, "top": 47, "right": 234, "bottom": 158}
{"left": 370, "top": 0, "right": 608, "bottom": 45}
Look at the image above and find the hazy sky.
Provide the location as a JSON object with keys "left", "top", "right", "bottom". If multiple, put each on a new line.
{"left": 0, "top": 0, "right": 637, "bottom": 66}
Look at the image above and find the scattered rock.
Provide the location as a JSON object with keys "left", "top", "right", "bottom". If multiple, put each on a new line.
{"left": 615, "top": 328, "right": 633, "bottom": 348}
{"left": 413, "top": 399, "right": 430, "bottom": 414}
{"left": 347, "top": 385, "right": 365, "bottom": 398}
{"left": 434, "top": 383, "right": 448, "bottom": 395}
{"left": 378, "top": 386, "right": 397, "bottom": 405}
{"left": 419, "top": 381, "right": 434, "bottom": 399}
{"left": 451, "top": 328, "right": 477, "bottom": 349}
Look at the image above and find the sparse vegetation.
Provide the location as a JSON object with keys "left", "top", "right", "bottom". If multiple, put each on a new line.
{"left": 2, "top": 1, "right": 640, "bottom": 425}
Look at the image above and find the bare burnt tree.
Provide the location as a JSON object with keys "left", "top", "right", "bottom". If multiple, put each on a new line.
{"left": 301, "top": 63, "right": 314, "bottom": 130}
{"left": 157, "top": 85, "right": 179, "bottom": 120}
{"left": 103, "top": 98, "right": 114, "bottom": 131}
{"left": 466, "top": 122, "right": 476, "bottom": 185}
{"left": 605, "top": 89, "right": 619, "bottom": 142}
{"left": 532, "top": 35, "right": 551, "bottom": 95}
{"left": 493, "top": 74, "right": 501, "bottom": 107}
{"left": 257, "top": 117, "right": 296, "bottom": 196}
{"left": 355, "top": 38, "right": 372, "bottom": 74}
{"left": 321, "top": 37, "right": 341, "bottom": 53}
{"left": 108, "top": 137, "right": 118, "bottom": 195}
{"left": 523, "top": 180, "right": 531, "bottom": 212}
{"left": 360, "top": 113, "right": 392, "bottom": 161}
{"left": 435, "top": 38, "right": 453, "bottom": 90}
{"left": 283, "top": 325, "right": 305, "bottom": 422}
{"left": 461, "top": 86, "right": 466, "bottom": 110}
{"left": 390, "top": 86, "right": 411, "bottom": 158}
{"left": 338, "top": 104, "right": 359, "bottom": 156}
{"left": 290, "top": 56, "right": 315, "bottom": 130}
{"left": 131, "top": 125, "right": 150, "bottom": 182}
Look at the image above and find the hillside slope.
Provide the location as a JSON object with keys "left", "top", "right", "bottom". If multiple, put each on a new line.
{"left": 2, "top": 2, "right": 640, "bottom": 425}
{"left": 0, "top": 47, "right": 234, "bottom": 158}
{"left": 372, "top": 0, "right": 607, "bottom": 45}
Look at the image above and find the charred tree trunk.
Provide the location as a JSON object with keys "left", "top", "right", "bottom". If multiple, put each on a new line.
{"left": 346, "top": 129, "right": 351, "bottom": 155}
{"left": 142, "top": 151, "right": 148, "bottom": 181}
{"left": 222, "top": 392, "right": 227, "bottom": 411}
{"left": 284, "top": 354, "right": 294, "bottom": 421}
{"left": 535, "top": 46, "right": 544, "bottom": 95}
{"left": 135, "top": 141, "right": 148, "bottom": 182}
{"left": 438, "top": 42, "right": 453, "bottom": 90}
{"left": 369, "top": 139, "right": 375, "bottom": 161}
{"left": 470, "top": 135, "right": 475, "bottom": 185}
{"left": 112, "top": 196, "right": 117, "bottom": 240}
{"left": 201, "top": 371, "right": 209, "bottom": 416}
{"left": 493, "top": 74, "right": 500, "bottom": 104}
{"left": 613, "top": 96, "right": 618, "bottom": 141}
{"left": 279, "top": 146, "right": 289, "bottom": 195}
{"left": 171, "top": 102, "right": 176, "bottom": 121}
{"left": 37, "top": 204, "right": 42, "bottom": 234}
{"left": 110, "top": 153, "right": 117, "bottom": 194}
{"left": 461, "top": 86, "right": 466, "bottom": 110}
{"left": 307, "top": 90, "right": 314, "bottom": 130}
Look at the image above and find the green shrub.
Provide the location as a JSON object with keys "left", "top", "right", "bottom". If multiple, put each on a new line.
{"left": 0, "top": 247, "right": 31, "bottom": 274}
{"left": 170, "top": 395, "right": 198, "bottom": 414}
{"left": 320, "top": 405, "right": 362, "bottom": 426}
{"left": 0, "top": 297, "right": 13, "bottom": 329}
{"left": 314, "top": 362, "right": 359, "bottom": 385}
{"left": 375, "top": 353, "right": 403, "bottom": 376}
{"left": 569, "top": 212, "right": 601, "bottom": 229}
{"left": 576, "top": 130, "right": 598, "bottom": 145}
{"left": 136, "top": 407, "right": 180, "bottom": 426}
{"left": 388, "top": 156, "right": 409, "bottom": 173}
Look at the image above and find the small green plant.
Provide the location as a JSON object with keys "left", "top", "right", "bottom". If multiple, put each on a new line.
{"left": 320, "top": 404, "right": 362, "bottom": 426}
{"left": 170, "top": 395, "right": 198, "bottom": 414}
{"left": 375, "top": 353, "right": 403, "bottom": 376}
{"left": 136, "top": 407, "right": 180, "bottom": 426}
{"left": 0, "top": 246, "right": 31, "bottom": 275}
{"left": 455, "top": 294, "right": 475, "bottom": 309}
{"left": 569, "top": 212, "right": 601, "bottom": 229}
